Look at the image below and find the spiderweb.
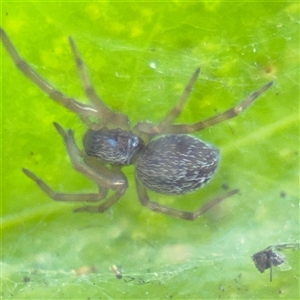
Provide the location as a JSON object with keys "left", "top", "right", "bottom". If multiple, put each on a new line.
{"left": 2, "top": 2, "right": 299, "bottom": 299}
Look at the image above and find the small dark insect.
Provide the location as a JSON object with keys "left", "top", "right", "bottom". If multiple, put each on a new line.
{"left": 252, "top": 248, "right": 285, "bottom": 282}
{"left": 252, "top": 243, "right": 299, "bottom": 282}
{"left": 1, "top": 28, "right": 273, "bottom": 220}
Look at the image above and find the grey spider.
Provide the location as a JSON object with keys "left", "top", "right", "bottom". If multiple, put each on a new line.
{"left": 1, "top": 28, "right": 273, "bottom": 220}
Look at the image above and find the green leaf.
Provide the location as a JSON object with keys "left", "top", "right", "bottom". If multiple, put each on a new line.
{"left": 2, "top": 2, "right": 299, "bottom": 299}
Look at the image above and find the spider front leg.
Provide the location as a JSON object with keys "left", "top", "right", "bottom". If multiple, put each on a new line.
{"left": 135, "top": 177, "right": 239, "bottom": 221}
{"left": 0, "top": 27, "right": 97, "bottom": 120}
{"left": 23, "top": 123, "right": 128, "bottom": 213}
{"left": 68, "top": 37, "right": 129, "bottom": 129}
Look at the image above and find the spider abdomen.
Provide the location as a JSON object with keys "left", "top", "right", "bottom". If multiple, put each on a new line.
{"left": 136, "top": 135, "right": 219, "bottom": 195}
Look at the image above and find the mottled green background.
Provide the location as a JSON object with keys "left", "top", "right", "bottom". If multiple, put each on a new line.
{"left": 2, "top": 1, "right": 299, "bottom": 299}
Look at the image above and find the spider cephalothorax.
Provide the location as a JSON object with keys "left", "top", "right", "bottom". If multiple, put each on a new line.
{"left": 1, "top": 28, "right": 273, "bottom": 220}
{"left": 83, "top": 128, "right": 144, "bottom": 165}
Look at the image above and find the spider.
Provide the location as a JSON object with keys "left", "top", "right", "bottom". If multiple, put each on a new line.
{"left": 1, "top": 28, "right": 273, "bottom": 220}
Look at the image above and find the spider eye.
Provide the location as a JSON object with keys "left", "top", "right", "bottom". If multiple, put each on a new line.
{"left": 130, "top": 136, "right": 139, "bottom": 148}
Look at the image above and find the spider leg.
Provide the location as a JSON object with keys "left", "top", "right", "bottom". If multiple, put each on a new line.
{"left": 23, "top": 122, "right": 128, "bottom": 213}
{"left": 0, "top": 27, "right": 97, "bottom": 119}
{"left": 157, "top": 68, "right": 200, "bottom": 130}
{"left": 53, "top": 122, "right": 125, "bottom": 188}
{"left": 161, "top": 81, "right": 273, "bottom": 134}
{"left": 68, "top": 37, "right": 130, "bottom": 129}
{"left": 132, "top": 68, "right": 200, "bottom": 140}
{"left": 54, "top": 122, "right": 129, "bottom": 212}
{"left": 135, "top": 175, "right": 239, "bottom": 220}
{"left": 270, "top": 262, "right": 273, "bottom": 282}
{"left": 22, "top": 168, "right": 108, "bottom": 202}
{"left": 73, "top": 184, "right": 127, "bottom": 213}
